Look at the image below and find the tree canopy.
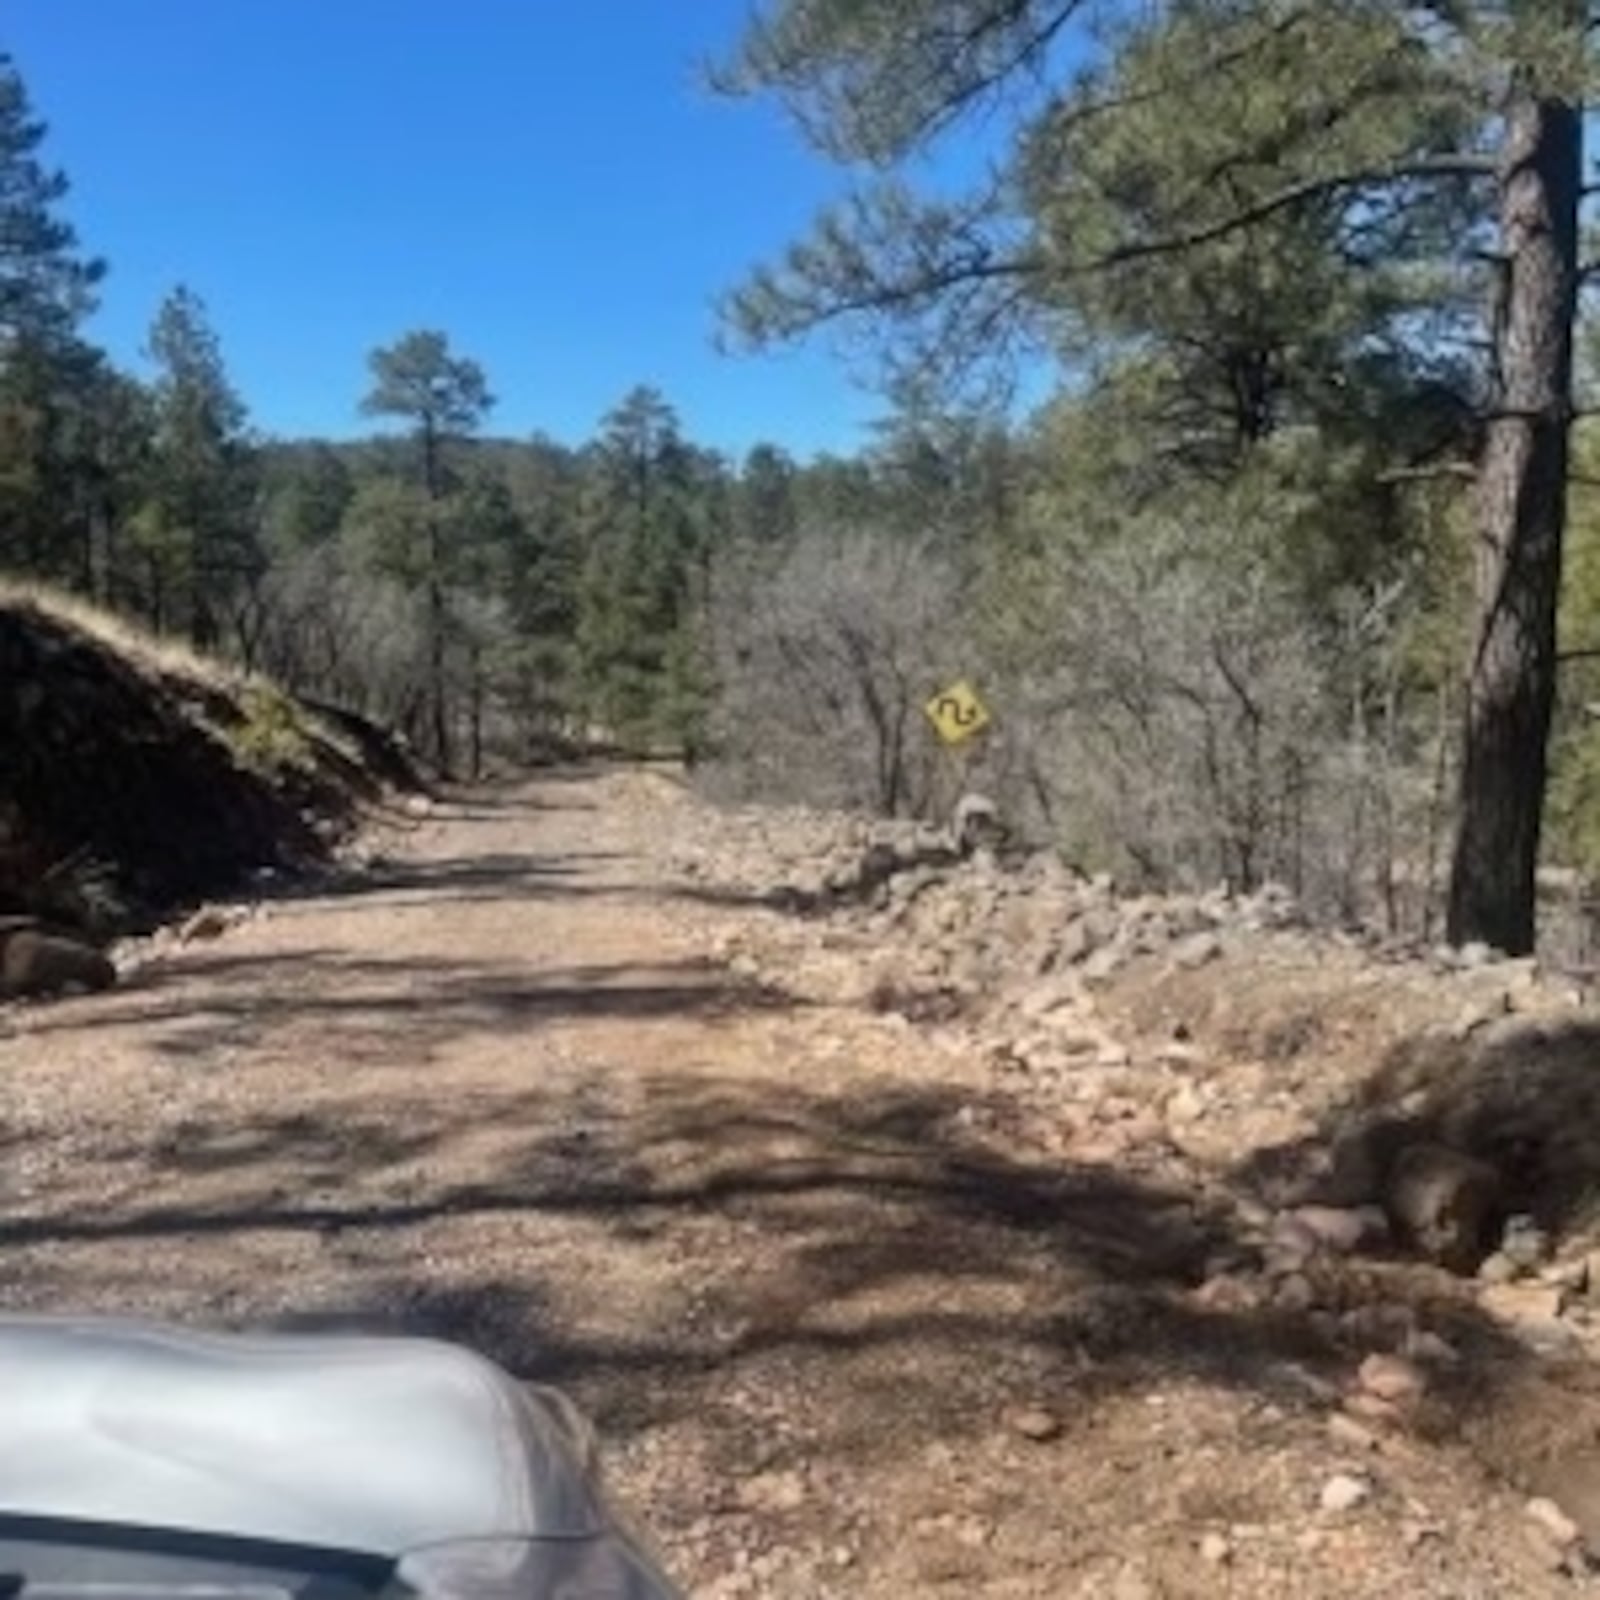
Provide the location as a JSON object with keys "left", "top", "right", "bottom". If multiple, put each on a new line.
{"left": 719, "top": 0, "right": 1593, "bottom": 954}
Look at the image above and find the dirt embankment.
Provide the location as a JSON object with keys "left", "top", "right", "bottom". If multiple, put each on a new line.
{"left": 0, "top": 585, "right": 428, "bottom": 948}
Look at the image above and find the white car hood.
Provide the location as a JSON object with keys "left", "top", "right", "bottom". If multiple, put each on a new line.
{"left": 0, "top": 1315, "right": 605, "bottom": 1557}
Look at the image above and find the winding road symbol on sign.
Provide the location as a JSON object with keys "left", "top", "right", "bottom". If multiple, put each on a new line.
{"left": 925, "top": 680, "right": 991, "bottom": 745}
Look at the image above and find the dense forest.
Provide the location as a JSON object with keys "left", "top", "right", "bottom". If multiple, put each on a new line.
{"left": 7, "top": 2, "right": 1600, "bottom": 958}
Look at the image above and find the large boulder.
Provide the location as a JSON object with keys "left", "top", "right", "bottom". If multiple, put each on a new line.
{"left": 0, "top": 927, "right": 115, "bottom": 999}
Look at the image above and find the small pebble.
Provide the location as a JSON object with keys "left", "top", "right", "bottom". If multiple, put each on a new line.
{"left": 1327, "top": 1413, "right": 1380, "bottom": 1452}
{"left": 1501, "top": 1214, "right": 1550, "bottom": 1270}
{"left": 953, "top": 1515, "right": 993, "bottom": 1549}
{"left": 1291, "top": 1205, "right": 1378, "bottom": 1254}
{"left": 1401, "top": 1519, "right": 1445, "bottom": 1550}
{"left": 1274, "top": 1273, "right": 1317, "bottom": 1313}
{"left": 1477, "top": 1251, "right": 1520, "bottom": 1285}
{"left": 1321, "top": 1473, "right": 1373, "bottom": 1514}
{"left": 1358, "top": 1352, "right": 1427, "bottom": 1405}
{"left": 1403, "top": 1329, "right": 1460, "bottom": 1366}
{"left": 1005, "top": 1405, "right": 1062, "bottom": 1443}
{"left": 1526, "top": 1497, "right": 1582, "bottom": 1548}
{"left": 1343, "top": 1391, "right": 1401, "bottom": 1425}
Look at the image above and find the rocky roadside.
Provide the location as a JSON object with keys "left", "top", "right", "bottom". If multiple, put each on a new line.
{"left": 662, "top": 795, "right": 1600, "bottom": 1584}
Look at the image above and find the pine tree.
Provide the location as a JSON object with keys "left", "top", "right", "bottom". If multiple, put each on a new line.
{"left": 260, "top": 443, "right": 355, "bottom": 555}
{"left": 361, "top": 330, "right": 494, "bottom": 771}
{"left": 0, "top": 53, "right": 103, "bottom": 348}
{"left": 735, "top": 443, "right": 799, "bottom": 547}
{"left": 0, "top": 53, "right": 117, "bottom": 588}
{"left": 140, "top": 286, "right": 257, "bottom": 646}
{"left": 500, "top": 434, "right": 584, "bottom": 738}
{"left": 575, "top": 387, "right": 713, "bottom": 751}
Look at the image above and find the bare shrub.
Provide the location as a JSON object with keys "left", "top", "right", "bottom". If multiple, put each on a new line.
{"left": 705, "top": 527, "right": 960, "bottom": 816}
{"left": 977, "top": 507, "right": 1450, "bottom": 928}
{"left": 252, "top": 544, "right": 432, "bottom": 739}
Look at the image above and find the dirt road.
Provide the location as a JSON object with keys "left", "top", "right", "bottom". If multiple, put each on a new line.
{"left": 0, "top": 772, "right": 1582, "bottom": 1596}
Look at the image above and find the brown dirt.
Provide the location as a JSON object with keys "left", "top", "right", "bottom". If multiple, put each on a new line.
{"left": 0, "top": 769, "right": 1595, "bottom": 1596}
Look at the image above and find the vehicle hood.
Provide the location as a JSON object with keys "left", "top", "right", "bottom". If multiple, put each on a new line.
{"left": 0, "top": 1315, "right": 606, "bottom": 1557}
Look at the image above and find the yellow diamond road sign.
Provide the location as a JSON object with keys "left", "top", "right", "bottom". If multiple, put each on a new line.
{"left": 925, "top": 680, "right": 991, "bottom": 745}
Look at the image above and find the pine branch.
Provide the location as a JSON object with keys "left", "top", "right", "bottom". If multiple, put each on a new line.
{"left": 1074, "top": 156, "right": 1497, "bottom": 275}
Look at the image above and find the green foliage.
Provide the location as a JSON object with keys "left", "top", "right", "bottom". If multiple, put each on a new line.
{"left": 722, "top": 0, "right": 1491, "bottom": 421}
{"left": 716, "top": 0, "right": 1073, "bottom": 165}
{"left": 260, "top": 443, "right": 353, "bottom": 554}
{"left": 339, "top": 476, "right": 434, "bottom": 587}
{"left": 140, "top": 286, "right": 258, "bottom": 646}
{"left": 357, "top": 329, "right": 496, "bottom": 770}
{"left": 0, "top": 338, "right": 143, "bottom": 588}
{"left": 228, "top": 681, "right": 314, "bottom": 775}
{"left": 0, "top": 54, "right": 135, "bottom": 598}
{"left": 574, "top": 387, "right": 717, "bottom": 751}
{"left": 361, "top": 330, "right": 493, "bottom": 445}
{"left": 1547, "top": 425, "right": 1600, "bottom": 874}
{"left": 0, "top": 52, "right": 103, "bottom": 345}
{"left": 734, "top": 444, "right": 799, "bottom": 546}
{"left": 723, "top": 0, "right": 1600, "bottom": 955}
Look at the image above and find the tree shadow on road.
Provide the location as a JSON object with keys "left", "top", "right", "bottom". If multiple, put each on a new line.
{"left": 18, "top": 949, "right": 804, "bottom": 1065}
{"left": 0, "top": 1060, "right": 1405, "bottom": 1466}
{"left": 264, "top": 848, "right": 607, "bottom": 911}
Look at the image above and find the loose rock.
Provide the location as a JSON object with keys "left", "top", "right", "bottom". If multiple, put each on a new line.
{"left": 1357, "top": 1353, "right": 1427, "bottom": 1406}
{"left": 1165, "top": 1082, "right": 1208, "bottom": 1127}
{"left": 1274, "top": 1273, "right": 1318, "bottom": 1313}
{"left": 1527, "top": 1497, "right": 1583, "bottom": 1549}
{"left": 1501, "top": 1213, "right": 1551, "bottom": 1271}
{"left": 0, "top": 928, "right": 117, "bottom": 999}
{"left": 1264, "top": 1214, "right": 1321, "bottom": 1275}
{"left": 1327, "top": 1414, "right": 1381, "bottom": 1452}
{"left": 737, "top": 1470, "right": 807, "bottom": 1514}
{"left": 1402, "top": 1329, "right": 1460, "bottom": 1367}
{"left": 178, "top": 904, "right": 232, "bottom": 942}
{"left": 1477, "top": 1251, "right": 1521, "bottom": 1286}
{"left": 1171, "top": 931, "right": 1224, "bottom": 970}
{"left": 1343, "top": 1392, "right": 1402, "bottom": 1426}
{"left": 1384, "top": 1143, "right": 1501, "bottom": 1272}
{"left": 1291, "top": 1204, "right": 1386, "bottom": 1256}
{"left": 1542, "top": 1256, "right": 1591, "bottom": 1294}
{"left": 1320, "top": 1473, "right": 1373, "bottom": 1514}
{"left": 1005, "top": 1405, "right": 1062, "bottom": 1443}
{"left": 1479, "top": 1281, "right": 1573, "bottom": 1352}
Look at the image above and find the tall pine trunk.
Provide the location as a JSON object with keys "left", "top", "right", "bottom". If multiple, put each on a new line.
{"left": 1446, "top": 72, "right": 1581, "bottom": 956}
{"left": 422, "top": 415, "right": 452, "bottom": 776}
{"left": 468, "top": 639, "right": 484, "bottom": 780}
{"left": 427, "top": 552, "right": 449, "bottom": 774}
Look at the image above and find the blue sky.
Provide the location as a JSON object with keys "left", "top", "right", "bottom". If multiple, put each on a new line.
{"left": 5, "top": 2, "right": 897, "bottom": 457}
